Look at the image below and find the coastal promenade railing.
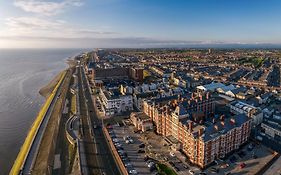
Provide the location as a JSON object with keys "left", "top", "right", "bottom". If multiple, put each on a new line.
{"left": 9, "top": 71, "right": 66, "bottom": 175}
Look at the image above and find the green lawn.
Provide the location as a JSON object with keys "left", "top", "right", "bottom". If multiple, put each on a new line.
{"left": 237, "top": 57, "right": 265, "bottom": 68}
{"left": 157, "top": 163, "right": 177, "bottom": 175}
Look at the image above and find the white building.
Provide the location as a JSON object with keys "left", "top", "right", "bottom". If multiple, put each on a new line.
{"left": 99, "top": 88, "right": 133, "bottom": 116}
{"left": 196, "top": 82, "right": 225, "bottom": 92}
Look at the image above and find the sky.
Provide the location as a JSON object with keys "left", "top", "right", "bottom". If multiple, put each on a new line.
{"left": 0, "top": 0, "right": 281, "bottom": 48}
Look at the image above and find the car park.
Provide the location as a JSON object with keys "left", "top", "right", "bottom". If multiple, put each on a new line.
{"left": 123, "top": 135, "right": 134, "bottom": 144}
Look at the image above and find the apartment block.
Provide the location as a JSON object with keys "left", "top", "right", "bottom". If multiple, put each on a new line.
{"left": 143, "top": 93, "right": 251, "bottom": 168}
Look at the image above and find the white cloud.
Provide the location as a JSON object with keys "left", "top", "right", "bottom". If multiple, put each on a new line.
{"left": 14, "top": 0, "right": 83, "bottom": 16}
{"left": 3, "top": 16, "right": 118, "bottom": 38}
{"left": 5, "top": 17, "right": 64, "bottom": 34}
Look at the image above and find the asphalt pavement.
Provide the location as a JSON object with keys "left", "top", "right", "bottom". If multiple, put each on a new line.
{"left": 78, "top": 65, "right": 120, "bottom": 175}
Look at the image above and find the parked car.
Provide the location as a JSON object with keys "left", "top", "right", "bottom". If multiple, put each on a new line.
{"left": 147, "top": 161, "right": 155, "bottom": 168}
{"left": 220, "top": 163, "right": 229, "bottom": 168}
{"left": 247, "top": 143, "right": 255, "bottom": 151}
{"left": 139, "top": 143, "right": 145, "bottom": 148}
{"left": 170, "top": 152, "right": 175, "bottom": 157}
{"left": 125, "top": 140, "right": 130, "bottom": 144}
{"left": 149, "top": 164, "right": 157, "bottom": 172}
{"left": 144, "top": 156, "right": 149, "bottom": 161}
{"left": 129, "top": 169, "right": 137, "bottom": 175}
{"left": 124, "top": 162, "right": 133, "bottom": 168}
{"left": 210, "top": 167, "right": 218, "bottom": 173}
{"left": 137, "top": 149, "right": 145, "bottom": 153}
{"left": 189, "top": 170, "right": 195, "bottom": 175}
{"left": 183, "top": 164, "right": 189, "bottom": 169}
{"left": 240, "top": 162, "right": 246, "bottom": 169}
{"left": 199, "top": 172, "right": 207, "bottom": 175}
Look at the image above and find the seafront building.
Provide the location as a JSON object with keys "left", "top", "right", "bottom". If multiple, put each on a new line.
{"left": 99, "top": 87, "right": 133, "bottom": 116}
{"left": 143, "top": 93, "right": 252, "bottom": 168}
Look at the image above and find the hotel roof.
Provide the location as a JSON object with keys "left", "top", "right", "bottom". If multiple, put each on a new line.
{"left": 201, "top": 114, "right": 251, "bottom": 142}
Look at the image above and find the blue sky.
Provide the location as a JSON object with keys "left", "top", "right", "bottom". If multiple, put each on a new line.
{"left": 0, "top": 0, "right": 281, "bottom": 48}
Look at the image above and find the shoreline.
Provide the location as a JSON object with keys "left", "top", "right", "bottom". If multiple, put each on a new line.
{"left": 39, "top": 58, "right": 76, "bottom": 98}
{"left": 39, "top": 71, "right": 66, "bottom": 98}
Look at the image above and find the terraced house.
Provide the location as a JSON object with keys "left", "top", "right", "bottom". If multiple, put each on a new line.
{"left": 143, "top": 93, "right": 252, "bottom": 168}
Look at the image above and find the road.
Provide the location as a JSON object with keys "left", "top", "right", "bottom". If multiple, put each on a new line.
{"left": 21, "top": 73, "right": 67, "bottom": 175}
{"left": 77, "top": 64, "right": 120, "bottom": 175}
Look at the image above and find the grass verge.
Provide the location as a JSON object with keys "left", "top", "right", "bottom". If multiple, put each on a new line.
{"left": 157, "top": 163, "right": 177, "bottom": 175}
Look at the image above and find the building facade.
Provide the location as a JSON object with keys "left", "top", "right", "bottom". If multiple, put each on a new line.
{"left": 143, "top": 94, "right": 251, "bottom": 168}
{"left": 99, "top": 88, "right": 133, "bottom": 116}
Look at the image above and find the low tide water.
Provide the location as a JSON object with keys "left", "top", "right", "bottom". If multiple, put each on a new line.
{"left": 0, "top": 49, "right": 85, "bottom": 174}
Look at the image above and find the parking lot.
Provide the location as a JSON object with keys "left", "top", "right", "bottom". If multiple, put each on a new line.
{"left": 108, "top": 119, "right": 278, "bottom": 175}
{"left": 109, "top": 124, "right": 152, "bottom": 175}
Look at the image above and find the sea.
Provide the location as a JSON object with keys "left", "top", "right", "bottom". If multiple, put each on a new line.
{"left": 0, "top": 49, "right": 87, "bottom": 174}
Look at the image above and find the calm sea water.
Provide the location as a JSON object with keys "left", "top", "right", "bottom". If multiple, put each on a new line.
{"left": 0, "top": 49, "right": 86, "bottom": 174}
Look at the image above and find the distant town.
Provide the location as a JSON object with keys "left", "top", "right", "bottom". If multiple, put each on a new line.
{"left": 11, "top": 48, "right": 281, "bottom": 175}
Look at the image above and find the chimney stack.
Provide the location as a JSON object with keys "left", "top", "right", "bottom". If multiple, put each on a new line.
{"left": 214, "top": 125, "right": 218, "bottom": 131}
{"left": 188, "top": 121, "right": 193, "bottom": 133}
{"left": 220, "top": 115, "right": 225, "bottom": 121}
{"left": 212, "top": 118, "right": 216, "bottom": 124}
{"left": 198, "top": 127, "right": 204, "bottom": 137}
{"left": 191, "top": 93, "right": 195, "bottom": 99}
{"left": 230, "top": 118, "right": 236, "bottom": 125}
{"left": 206, "top": 92, "right": 210, "bottom": 99}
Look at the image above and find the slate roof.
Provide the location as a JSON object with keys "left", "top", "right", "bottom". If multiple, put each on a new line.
{"left": 201, "top": 114, "right": 251, "bottom": 142}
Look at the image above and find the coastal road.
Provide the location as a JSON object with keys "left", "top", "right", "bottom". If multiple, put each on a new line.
{"left": 21, "top": 72, "right": 67, "bottom": 175}
{"left": 78, "top": 64, "right": 120, "bottom": 175}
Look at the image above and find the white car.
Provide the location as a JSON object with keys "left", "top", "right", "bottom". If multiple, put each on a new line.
{"left": 189, "top": 170, "right": 195, "bottom": 175}
{"left": 170, "top": 152, "right": 175, "bottom": 157}
{"left": 129, "top": 169, "right": 138, "bottom": 174}
{"left": 125, "top": 140, "right": 130, "bottom": 144}
{"left": 112, "top": 138, "right": 119, "bottom": 142}
{"left": 124, "top": 162, "right": 132, "bottom": 168}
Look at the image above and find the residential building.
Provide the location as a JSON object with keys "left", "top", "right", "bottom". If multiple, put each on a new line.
{"left": 130, "top": 112, "right": 153, "bottom": 132}
{"left": 229, "top": 101, "right": 263, "bottom": 125}
{"left": 129, "top": 67, "right": 144, "bottom": 82}
{"left": 143, "top": 94, "right": 251, "bottom": 168}
{"left": 99, "top": 88, "right": 133, "bottom": 116}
